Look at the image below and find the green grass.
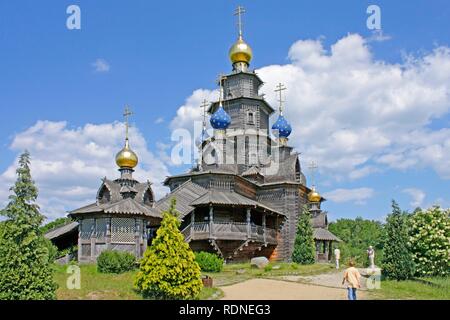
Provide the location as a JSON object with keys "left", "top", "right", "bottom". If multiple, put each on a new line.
{"left": 54, "top": 263, "right": 448, "bottom": 300}
{"left": 204, "top": 262, "right": 335, "bottom": 287}
{"left": 370, "top": 277, "right": 450, "bottom": 300}
{"left": 54, "top": 264, "right": 141, "bottom": 300}
{"left": 54, "top": 264, "right": 222, "bottom": 300}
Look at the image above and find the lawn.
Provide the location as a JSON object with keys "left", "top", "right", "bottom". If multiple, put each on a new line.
{"left": 54, "top": 264, "right": 223, "bottom": 300}
{"left": 54, "top": 262, "right": 333, "bottom": 300}
{"left": 370, "top": 277, "right": 450, "bottom": 300}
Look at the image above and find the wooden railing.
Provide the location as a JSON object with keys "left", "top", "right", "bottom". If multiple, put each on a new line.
{"left": 182, "top": 222, "right": 278, "bottom": 244}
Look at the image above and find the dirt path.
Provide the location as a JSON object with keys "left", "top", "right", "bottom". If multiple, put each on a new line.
{"left": 220, "top": 270, "right": 369, "bottom": 300}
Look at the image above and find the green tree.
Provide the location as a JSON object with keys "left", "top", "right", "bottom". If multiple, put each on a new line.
{"left": 381, "top": 200, "right": 415, "bottom": 280}
{"left": 292, "top": 205, "right": 316, "bottom": 264}
{"left": 40, "top": 217, "right": 73, "bottom": 234}
{"left": 0, "top": 151, "right": 57, "bottom": 300}
{"left": 410, "top": 206, "right": 450, "bottom": 277}
{"left": 135, "top": 198, "right": 202, "bottom": 299}
{"left": 329, "top": 217, "right": 384, "bottom": 266}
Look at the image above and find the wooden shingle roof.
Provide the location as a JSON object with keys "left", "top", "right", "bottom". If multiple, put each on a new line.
{"left": 313, "top": 228, "right": 341, "bottom": 242}
{"left": 190, "top": 190, "right": 284, "bottom": 216}
{"left": 153, "top": 180, "right": 208, "bottom": 219}
{"left": 69, "top": 198, "right": 161, "bottom": 218}
{"left": 44, "top": 221, "right": 79, "bottom": 240}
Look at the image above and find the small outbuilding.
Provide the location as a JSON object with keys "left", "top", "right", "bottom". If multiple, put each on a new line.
{"left": 68, "top": 110, "right": 161, "bottom": 263}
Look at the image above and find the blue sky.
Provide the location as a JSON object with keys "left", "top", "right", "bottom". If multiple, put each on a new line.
{"left": 1, "top": 1, "right": 449, "bottom": 221}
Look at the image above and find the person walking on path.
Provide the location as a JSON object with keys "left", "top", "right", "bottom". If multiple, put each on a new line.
{"left": 342, "top": 260, "right": 361, "bottom": 300}
{"left": 334, "top": 247, "right": 341, "bottom": 269}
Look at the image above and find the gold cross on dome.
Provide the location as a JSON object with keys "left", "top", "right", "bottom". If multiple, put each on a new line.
{"left": 274, "top": 83, "right": 287, "bottom": 115}
{"left": 123, "top": 105, "right": 133, "bottom": 140}
{"left": 234, "top": 5, "right": 246, "bottom": 37}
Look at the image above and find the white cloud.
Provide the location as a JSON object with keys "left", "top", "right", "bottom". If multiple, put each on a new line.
{"left": 402, "top": 188, "right": 426, "bottom": 208}
{"left": 323, "top": 188, "right": 375, "bottom": 205}
{"left": 169, "top": 34, "right": 450, "bottom": 183}
{"left": 170, "top": 89, "right": 218, "bottom": 134}
{"left": 92, "top": 58, "right": 110, "bottom": 73}
{"left": 0, "top": 121, "right": 170, "bottom": 221}
{"left": 155, "top": 117, "right": 164, "bottom": 124}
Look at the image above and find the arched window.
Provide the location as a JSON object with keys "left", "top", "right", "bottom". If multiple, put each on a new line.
{"left": 247, "top": 111, "right": 255, "bottom": 125}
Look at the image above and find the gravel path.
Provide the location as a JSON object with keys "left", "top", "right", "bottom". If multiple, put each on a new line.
{"left": 279, "top": 268, "right": 369, "bottom": 290}
{"left": 220, "top": 269, "right": 370, "bottom": 300}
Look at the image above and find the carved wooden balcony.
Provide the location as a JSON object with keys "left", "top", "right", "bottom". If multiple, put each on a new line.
{"left": 181, "top": 222, "right": 278, "bottom": 245}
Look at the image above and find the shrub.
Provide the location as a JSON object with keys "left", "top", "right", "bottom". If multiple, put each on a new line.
{"left": 382, "top": 201, "right": 415, "bottom": 280}
{"left": 135, "top": 198, "right": 203, "bottom": 300}
{"left": 0, "top": 152, "right": 57, "bottom": 300}
{"left": 195, "top": 252, "right": 224, "bottom": 273}
{"left": 43, "top": 238, "right": 58, "bottom": 263}
{"left": 97, "top": 250, "right": 136, "bottom": 274}
{"left": 410, "top": 206, "right": 450, "bottom": 277}
{"left": 292, "top": 205, "right": 316, "bottom": 264}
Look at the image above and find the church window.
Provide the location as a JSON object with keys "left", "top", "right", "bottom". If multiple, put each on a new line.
{"left": 247, "top": 112, "right": 255, "bottom": 125}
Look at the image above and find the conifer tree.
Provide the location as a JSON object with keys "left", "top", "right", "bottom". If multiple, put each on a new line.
{"left": 381, "top": 200, "right": 415, "bottom": 280}
{"left": 410, "top": 206, "right": 450, "bottom": 277}
{"left": 292, "top": 205, "right": 316, "bottom": 264}
{"left": 0, "top": 151, "right": 57, "bottom": 300}
{"left": 135, "top": 198, "right": 202, "bottom": 299}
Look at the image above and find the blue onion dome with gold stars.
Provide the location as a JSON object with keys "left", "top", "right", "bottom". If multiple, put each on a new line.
{"left": 272, "top": 115, "right": 292, "bottom": 138}
{"left": 210, "top": 106, "right": 231, "bottom": 130}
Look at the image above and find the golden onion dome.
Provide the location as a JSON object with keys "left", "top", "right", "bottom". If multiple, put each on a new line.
{"left": 229, "top": 36, "right": 253, "bottom": 65}
{"left": 308, "top": 186, "right": 322, "bottom": 203}
{"left": 115, "top": 139, "right": 138, "bottom": 169}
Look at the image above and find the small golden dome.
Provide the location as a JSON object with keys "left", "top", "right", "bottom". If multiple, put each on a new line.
{"left": 229, "top": 36, "right": 253, "bottom": 64}
{"left": 308, "top": 186, "right": 322, "bottom": 203}
{"left": 115, "top": 139, "right": 138, "bottom": 169}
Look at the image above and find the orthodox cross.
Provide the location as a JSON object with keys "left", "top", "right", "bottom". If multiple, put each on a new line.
{"left": 216, "top": 74, "right": 227, "bottom": 104}
{"left": 274, "top": 83, "right": 287, "bottom": 115}
{"left": 308, "top": 160, "right": 318, "bottom": 187}
{"left": 234, "top": 5, "right": 246, "bottom": 37}
{"left": 200, "top": 99, "right": 209, "bottom": 133}
{"left": 123, "top": 106, "right": 133, "bottom": 140}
